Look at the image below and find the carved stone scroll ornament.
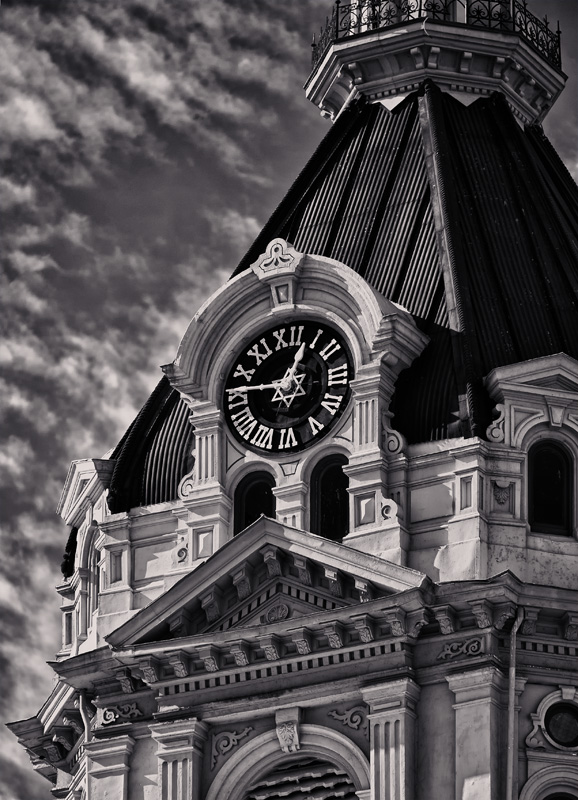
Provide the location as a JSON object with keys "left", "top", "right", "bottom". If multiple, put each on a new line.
{"left": 328, "top": 705, "right": 369, "bottom": 738}
{"left": 486, "top": 403, "right": 506, "bottom": 443}
{"left": 526, "top": 713, "right": 547, "bottom": 750}
{"left": 276, "top": 721, "right": 300, "bottom": 753}
{"left": 168, "top": 652, "right": 189, "bottom": 678}
{"left": 291, "top": 628, "right": 313, "bottom": 655}
{"left": 262, "top": 545, "right": 282, "bottom": 577}
{"left": 100, "top": 703, "right": 143, "bottom": 726}
{"left": 382, "top": 412, "right": 407, "bottom": 455}
{"left": 436, "top": 636, "right": 484, "bottom": 661}
{"left": 211, "top": 728, "right": 253, "bottom": 769}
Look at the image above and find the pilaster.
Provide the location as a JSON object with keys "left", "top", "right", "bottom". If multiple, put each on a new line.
{"left": 150, "top": 718, "right": 208, "bottom": 800}
{"left": 446, "top": 667, "right": 508, "bottom": 800}
{"left": 361, "top": 677, "right": 421, "bottom": 800}
{"left": 84, "top": 734, "right": 134, "bottom": 800}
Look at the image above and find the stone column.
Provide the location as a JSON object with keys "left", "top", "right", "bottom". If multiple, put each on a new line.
{"left": 150, "top": 718, "right": 208, "bottom": 800}
{"left": 84, "top": 734, "right": 135, "bottom": 800}
{"left": 361, "top": 677, "right": 421, "bottom": 800}
{"left": 446, "top": 666, "right": 508, "bottom": 800}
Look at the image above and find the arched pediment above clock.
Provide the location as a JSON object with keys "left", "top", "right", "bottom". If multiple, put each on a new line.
{"left": 162, "top": 239, "right": 428, "bottom": 404}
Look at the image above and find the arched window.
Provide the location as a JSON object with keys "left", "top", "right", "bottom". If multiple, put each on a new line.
{"left": 529, "top": 441, "right": 573, "bottom": 535}
{"left": 310, "top": 454, "right": 349, "bottom": 541}
{"left": 234, "top": 472, "right": 276, "bottom": 534}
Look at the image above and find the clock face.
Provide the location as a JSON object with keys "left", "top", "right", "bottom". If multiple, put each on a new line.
{"left": 223, "top": 321, "right": 353, "bottom": 454}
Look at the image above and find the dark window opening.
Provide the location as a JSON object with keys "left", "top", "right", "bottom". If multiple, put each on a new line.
{"left": 234, "top": 471, "right": 275, "bottom": 534}
{"left": 529, "top": 441, "right": 572, "bottom": 535}
{"left": 311, "top": 454, "right": 349, "bottom": 541}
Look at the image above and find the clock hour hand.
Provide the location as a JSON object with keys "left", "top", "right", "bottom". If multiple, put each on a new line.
{"left": 280, "top": 342, "right": 306, "bottom": 390}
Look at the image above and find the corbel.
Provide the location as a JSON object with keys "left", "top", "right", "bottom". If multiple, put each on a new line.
{"left": 198, "top": 646, "right": 220, "bottom": 672}
{"left": 229, "top": 640, "right": 251, "bottom": 667}
{"left": 520, "top": 607, "right": 540, "bottom": 636}
{"left": 168, "top": 651, "right": 190, "bottom": 678}
{"left": 433, "top": 604, "right": 457, "bottom": 635}
{"left": 138, "top": 656, "right": 162, "bottom": 684}
{"left": 260, "top": 635, "right": 282, "bottom": 661}
{"left": 200, "top": 587, "right": 222, "bottom": 624}
{"left": 289, "top": 627, "right": 313, "bottom": 655}
{"left": 115, "top": 667, "right": 136, "bottom": 694}
{"left": 353, "top": 615, "right": 375, "bottom": 643}
{"left": 293, "top": 555, "right": 312, "bottom": 586}
{"left": 324, "top": 567, "right": 343, "bottom": 597}
{"left": 563, "top": 612, "right": 578, "bottom": 641}
{"left": 354, "top": 578, "right": 374, "bottom": 603}
{"left": 493, "top": 603, "right": 517, "bottom": 631}
{"left": 323, "top": 622, "right": 345, "bottom": 649}
{"left": 275, "top": 707, "right": 301, "bottom": 754}
{"left": 231, "top": 564, "right": 253, "bottom": 601}
{"left": 469, "top": 600, "right": 493, "bottom": 629}
{"left": 383, "top": 608, "right": 406, "bottom": 637}
{"left": 168, "top": 609, "right": 193, "bottom": 638}
{"left": 261, "top": 545, "right": 283, "bottom": 577}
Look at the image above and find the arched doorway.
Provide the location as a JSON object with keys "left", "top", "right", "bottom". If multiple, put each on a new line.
{"left": 234, "top": 471, "right": 276, "bottom": 534}
{"left": 310, "top": 454, "right": 349, "bottom": 541}
{"left": 244, "top": 753, "right": 358, "bottom": 799}
{"left": 206, "top": 725, "right": 370, "bottom": 800}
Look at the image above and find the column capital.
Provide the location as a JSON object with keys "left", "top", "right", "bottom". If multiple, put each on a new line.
{"left": 149, "top": 718, "right": 208, "bottom": 759}
{"left": 85, "top": 734, "right": 135, "bottom": 775}
{"left": 446, "top": 666, "right": 507, "bottom": 705}
{"left": 361, "top": 677, "right": 421, "bottom": 715}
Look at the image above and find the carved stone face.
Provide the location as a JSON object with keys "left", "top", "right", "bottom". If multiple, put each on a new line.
{"left": 223, "top": 320, "right": 352, "bottom": 454}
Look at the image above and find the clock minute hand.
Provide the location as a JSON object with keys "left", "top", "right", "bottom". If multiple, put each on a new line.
{"left": 226, "top": 381, "right": 281, "bottom": 393}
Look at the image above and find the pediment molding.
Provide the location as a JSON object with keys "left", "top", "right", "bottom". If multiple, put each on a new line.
{"left": 57, "top": 458, "right": 115, "bottom": 527}
{"left": 106, "top": 517, "right": 428, "bottom": 650}
{"left": 484, "top": 354, "right": 578, "bottom": 447}
{"left": 163, "top": 239, "right": 428, "bottom": 407}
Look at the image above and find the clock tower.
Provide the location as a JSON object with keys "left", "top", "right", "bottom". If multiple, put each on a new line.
{"left": 9, "top": 3, "right": 578, "bottom": 800}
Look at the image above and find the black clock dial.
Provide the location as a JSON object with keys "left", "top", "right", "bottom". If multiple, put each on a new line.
{"left": 223, "top": 321, "right": 353, "bottom": 454}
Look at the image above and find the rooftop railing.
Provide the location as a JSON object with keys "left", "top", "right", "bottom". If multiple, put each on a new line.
{"left": 311, "top": 0, "right": 561, "bottom": 71}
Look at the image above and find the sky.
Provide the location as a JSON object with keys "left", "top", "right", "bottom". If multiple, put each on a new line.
{"left": 0, "top": 1, "right": 576, "bottom": 798}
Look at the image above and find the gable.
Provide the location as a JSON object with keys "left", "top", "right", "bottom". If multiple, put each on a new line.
{"left": 106, "top": 517, "right": 428, "bottom": 650}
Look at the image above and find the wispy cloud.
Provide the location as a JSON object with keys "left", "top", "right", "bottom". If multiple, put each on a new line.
{"left": 1, "top": 0, "right": 575, "bottom": 797}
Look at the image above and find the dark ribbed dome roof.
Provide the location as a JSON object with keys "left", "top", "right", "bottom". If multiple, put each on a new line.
{"left": 108, "top": 81, "right": 578, "bottom": 511}
{"left": 107, "top": 377, "right": 193, "bottom": 513}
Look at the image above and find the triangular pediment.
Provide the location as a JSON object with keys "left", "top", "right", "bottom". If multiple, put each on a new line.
{"left": 106, "top": 516, "right": 428, "bottom": 651}
{"left": 485, "top": 354, "right": 578, "bottom": 402}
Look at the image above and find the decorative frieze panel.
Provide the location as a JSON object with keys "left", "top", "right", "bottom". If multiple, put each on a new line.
{"left": 437, "top": 636, "right": 485, "bottom": 661}
{"left": 328, "top": 704, "right": 369, "bottom": 738}
{"left": 98, "top": 703, "right": 143, "bottom": 727}
{"left": 211, "top": 727, "right": 253, "bottom": 769}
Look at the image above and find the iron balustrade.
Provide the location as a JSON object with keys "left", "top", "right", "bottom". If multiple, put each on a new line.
{"left": 311, "top": 0, "right": 561, "bottom": 71}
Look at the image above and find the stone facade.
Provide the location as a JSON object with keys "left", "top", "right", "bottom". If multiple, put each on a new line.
{"left": 8, "top": 4, "right": 578, "bottom": 799}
